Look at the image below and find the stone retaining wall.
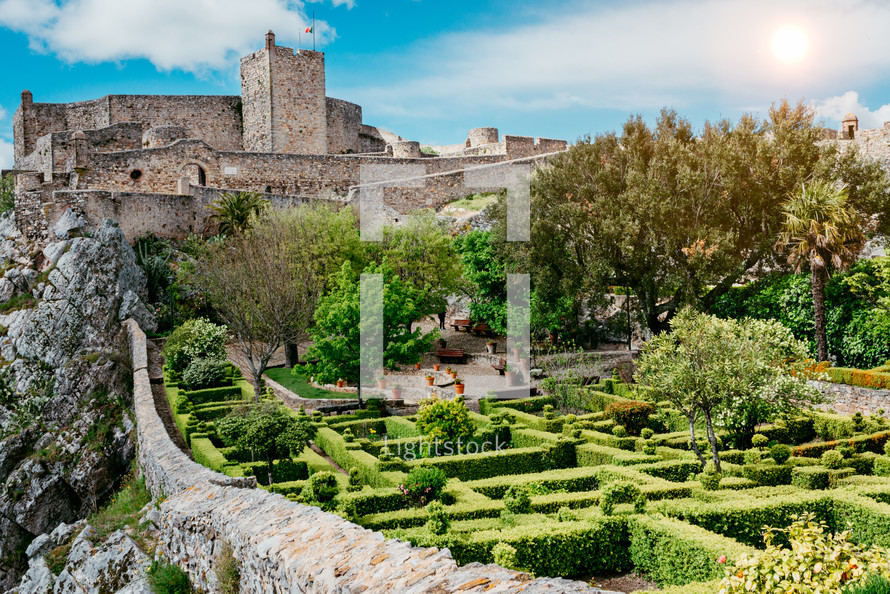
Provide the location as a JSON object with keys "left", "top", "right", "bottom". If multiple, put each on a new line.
{"left": 126, "top": 319, "right": 599, "bottom": 593}
{"left": 814, "top": 380, "right": 890, "bottom": 417}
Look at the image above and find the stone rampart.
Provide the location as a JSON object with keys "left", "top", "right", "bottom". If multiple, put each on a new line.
{"left": 125, "top": 320, "right": 597, "bottom": 593}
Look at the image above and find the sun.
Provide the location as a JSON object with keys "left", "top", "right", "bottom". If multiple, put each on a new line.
{"left": 773, "top": 27, "right": 808, "bottom": 63}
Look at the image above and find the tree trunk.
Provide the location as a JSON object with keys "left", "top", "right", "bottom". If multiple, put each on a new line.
{"left": 266, "top": 455, "right": 274, "bottom": 487}
{"left": 285, "top": 342, "right": 300, "bottom": 367}
{"left": 252, "top": 370, "right": 264, "bottom": 402}
{"left": 687, "top": 415, "right": 707, "bottom": 469}
{"left": 812, "top": 267, "right": 829, "bottom": 362}
{"left": 702, "top": 408, "right": 722, "bottom": 473}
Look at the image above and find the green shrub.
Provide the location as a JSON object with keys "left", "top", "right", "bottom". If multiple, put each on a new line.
{"left": 147, "top": 560, "right": 192, "bottom": 594}
{"left": 492, "top": 541, "right": 520, "bottom": 571}
{"left": 600, "top": 480, "right": 641, "bottom": 515}
{"left": 503, "top": 484, "right": 532, "bottom": 514}
{"left": 641, "top": 428, "right": 655, "bottom": 440}
{"left": 399, "top": 466, "right": 447, "bottom": 507}
{"left": 874, "top": 457, "right": 890, "bottom": 477}
{"left": 743, "top": 463, "right": 793, "bottom": 487}
{"left": 302, "top": 471, "right": 339, "bottom": 506}
{"left": 416, "top": 395, "right": 475, "bottom": 443}
{"left": 611, "top": 425, "right": 628, "bottom": 437}
{"left": 605, "top": 400, "right": 656, "bottom": 435}
{"left": 743, "top": 450, "right": 762, "bottom": 465}
{"left": 162, "top": 318, "right": 228, "bottom": 373}
{"left": 822, "top": 449, "right": 845, "bottom": 469}
{"left": 791, "top": 466, "right": 831, "bottom": 490}
{"left": 425, "top": 500, "right": 450, "bottom": 535}
{"left": 843, "top": 574, "right": 890, "bottom": 594}
{"left": 182, "top": 357, "right": 229, "bottom": 390}
{"left": 179, "top": 385, "right": 242, "bottom": 405}
{"left": 347, "top": 468, "right": 363, "bottom": 492}
{"left": 719, "top": 513, "right": 890, "bottom": 593}
{"left": 770, "top": 443, "right": 792, "bottom": 465}
{"left": 629, "top": 515, "right": 756, "bottom": 586}
{"left": 699, "top": 462, "right": 722, "bottom": 491}
{"left": 751, "top": 434, "right": 769, "bottom": 448}
{"left": 556, "top": 506, "right": 577, "bottom": 522}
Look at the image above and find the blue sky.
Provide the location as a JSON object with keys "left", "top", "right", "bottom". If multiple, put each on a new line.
{"left": 3, "top": 0, "right": 890, "bottom": 169}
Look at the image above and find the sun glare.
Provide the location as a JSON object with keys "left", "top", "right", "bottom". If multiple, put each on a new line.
{"left": 773, "top": 27, "right": 808, "bottom": 63}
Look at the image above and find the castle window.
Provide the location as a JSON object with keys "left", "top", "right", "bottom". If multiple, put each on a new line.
{"left": 848, "top": 125, "right": 855, "bottom": 140}
{"left": 129, "top": 169, "right": 143, "bottom": 180}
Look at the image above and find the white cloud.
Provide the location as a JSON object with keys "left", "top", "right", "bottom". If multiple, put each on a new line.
{"left": 344, "top": 0, "right": 890, "bottom": 119}
{"left": 813, "top": 91, "right": 890, "bottom": 129}
{"left": 0, "top": 0, "right": 335, "bottom": 71}
{"left": 0, "top": 139, "right": 13, "bottom": 171}
{"left": 328, "top": 0, "right": 355, "bottom": 8}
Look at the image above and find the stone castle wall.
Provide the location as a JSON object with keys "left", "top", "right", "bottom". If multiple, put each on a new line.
{"left": 844, "top": 123, "right": 890, "bottom": 169}
{"left": 241, "top": 40, "right": 327, "bottom": 155}
{"left": 14, "top": 94, "right": 244, "bottom": 165}
{"left": 326, "top": 97, "right": 362, "bottom": 154}
{"left": 126, "top": 320, "right": 596, "bottom": 593}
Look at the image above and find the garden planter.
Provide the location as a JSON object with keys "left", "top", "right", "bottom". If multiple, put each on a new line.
{"left": 433, "top": 364, "right": 440, "bottom": 371}
{"left": 512, "top": 347, "right": 521, "bottom": 360}
{"left": 455, "top": 383, "right": 465, "bottom": 395}
{"left": 336, "top": 380, "right": 345, "bottom": 388}
{"left": 450, "top": 371, "right": 457, "bottom": 379}
{"left": 486, "top": 342, "right": 496, "bottom": 354}
{"left": 505, "top": 371, "right": 517, "bottom": 387}
{"left": 391, "top": 388, "right": 402, "bottom": 399}
{"left": 376, "top": 379, "right": 387, "bottom": 389}
{"left": 425, "top": 376, "right": 435, "bottom": 386}
{"left": 415, "top": 363, "right": 421, "bottom": 370}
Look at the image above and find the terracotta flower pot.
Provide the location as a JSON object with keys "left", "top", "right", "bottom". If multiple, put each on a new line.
{"left": 433, "top": 364, "right": 440, "bottom": 371}
{"left": 336, "top": 380, "right": 345, "bottom": 388}
{"left": 391, "top": 388, "right": 402, "bottom": 399}
{"left": 505, "top": 371, "right": 517, "bottom": 387}
{"left": 376, "top": 379, "right": 387, "bottom": 389}
{"left": 455, "top": 383, "right": 465, "bottom": 395}
{"left": 450, "top": 371, "right": 457, "bottom": 379}
{"left": 486, "top": 342, "right": 496, "bottom": 354}
{"left": 415, "top": 363, "right": 421, "bottom": 370}
{"left": 512, "top": 348, "right": 521, "bottom": 360}
{"left": 425, "top": 376, "right": 435, "bottom": 386}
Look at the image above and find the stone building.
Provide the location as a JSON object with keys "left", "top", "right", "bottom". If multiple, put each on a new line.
{"left": 7, "top": 32, "right": 568, "bottom": 241}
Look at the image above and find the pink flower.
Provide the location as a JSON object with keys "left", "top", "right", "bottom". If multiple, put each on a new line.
{"left": 718, "top": 555, "right": 726, "bottom": 564}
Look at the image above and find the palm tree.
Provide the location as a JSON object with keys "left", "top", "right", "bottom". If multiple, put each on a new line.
{"left": 776, "top": 181, "right": 865, "bottom": 361}
{"left": 207, "top": 191, "right": 269, "bottom": 237}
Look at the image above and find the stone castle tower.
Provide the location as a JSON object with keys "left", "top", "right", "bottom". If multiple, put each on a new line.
{"left": 240, "top": 30, "right": 327, "bottom": 154}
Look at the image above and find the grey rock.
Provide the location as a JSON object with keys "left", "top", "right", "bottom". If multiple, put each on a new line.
{"left": 0, "top": 278, "right": 16, "bottom": 303}
{"left": 10, "top": 557, "right": 54, "bottom": 594}
{"left": 117, "top": 291, "right": 155, "bottom": 334}
{"left": 66, "top": 531, "right": 149, "bottom": 594}
{"left": 52, "top": 210, "right": 86, "bottom": 241}
{"left": 41, "top": 243, "right": 68, "bottom": 270}
{"left": 49, "top": 570, "right": 82, "bottom": 594}
{"left": 0, "top": 211, "right": 21, "bottom": 241}
{"left": 24, "top": 535, "right": 50, "bottom": 559}
{"left": 49, "top": 522, "right": 82, "bottom": 547}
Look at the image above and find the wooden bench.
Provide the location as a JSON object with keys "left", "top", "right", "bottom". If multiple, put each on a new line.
{"left": 492, "top": 357, "right": 507, "bottom": 375}
{"left": 436, "top": 348, "right": 466, "bottom": 363}
{"left": 470, "top": 323, "right": 491, "bottom": 336}
{"left": 451, "top": 319, "right": 472, "bottom": 332}
{"left": 316, "top": 402, "right": 360, "bottom": 416}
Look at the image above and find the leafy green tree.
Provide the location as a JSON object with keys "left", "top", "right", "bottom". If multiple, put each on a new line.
{"left": 304, "top": 261, "right": 438, "bottom": 384}
{"left": 369, "top": 211, "right": 462, "bottom": 321}
{"left": 453, "top": 230, "right": 507, "bottom": 332}
{"left": 635, "top": 308, "right": 818, "bottom": 469}
{"left": 191, "top": 212, "right": 323, "bottom": 397}
{"left": 776, "top": 181, "right": 865, "bottom": 361}
{"left": 525, "top": 102, "right": 888, "bottom": 334}
{"left": 216, "top": 404, "right": 315, "bottom": 485}
{"left": 207, "top": 191, "right": 269, "bottom": 237}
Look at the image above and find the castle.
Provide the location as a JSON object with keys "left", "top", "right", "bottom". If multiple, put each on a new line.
{"left": 6, "top": 32, "right": 568, "bottom": 241}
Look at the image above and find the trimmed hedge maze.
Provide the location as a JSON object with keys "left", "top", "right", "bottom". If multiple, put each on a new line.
{"left": 165, "top": 370, "right": 890, "bottom": 592}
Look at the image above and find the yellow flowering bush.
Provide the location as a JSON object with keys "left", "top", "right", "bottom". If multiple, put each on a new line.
{"left": 719, "top": 513, "right": 890, "bottom": 594}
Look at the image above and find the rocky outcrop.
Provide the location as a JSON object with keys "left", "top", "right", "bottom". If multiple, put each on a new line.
{"left": 0, "top": 212, "right": 155, "bottom": 589}
{"left": 11, "top": 519, "right": 156, "bottom": 594}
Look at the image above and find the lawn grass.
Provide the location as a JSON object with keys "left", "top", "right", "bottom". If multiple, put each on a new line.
{"left": 265, "top": 367, "right": 353, "bottom": 399}
{"left": 442, "top": 193, "right": 498, "bottom": 213}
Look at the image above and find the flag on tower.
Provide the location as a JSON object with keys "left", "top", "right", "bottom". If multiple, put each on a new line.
{"left": 305, "top": 26, "right": 313, "bottom": 33}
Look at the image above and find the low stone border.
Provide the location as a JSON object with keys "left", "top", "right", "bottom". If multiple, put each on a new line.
{"left": 127, "top": 319, "right": 601, "bottom": 593}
